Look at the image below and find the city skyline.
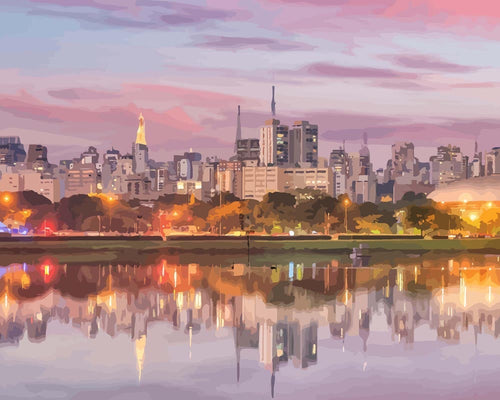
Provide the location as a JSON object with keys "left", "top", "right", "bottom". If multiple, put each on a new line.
{"left": 3, "top": 1, "right": 500, "bottom": 168}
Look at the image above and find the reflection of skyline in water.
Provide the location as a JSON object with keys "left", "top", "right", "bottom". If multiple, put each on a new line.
{"left": 2, "top": 254, "right": 500, "bottom": 398}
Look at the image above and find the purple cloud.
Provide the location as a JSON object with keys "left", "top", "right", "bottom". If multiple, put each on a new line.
{"left": 48, "top": 88, "right": 119, "bottom": 101}
{"left": 303, "top": 62, "right": 418, "bottom": 79}
{"left": 24, "top": 0, "right": 126, "bottom": 11}
{"left": 195, "top": 35, "right": 314, "bottom": 51}
{"left": 392, "top": 54, "right": 478, "bottom": 73}
{"left": 21, "top": 0, "right": 248, "bottom": 30}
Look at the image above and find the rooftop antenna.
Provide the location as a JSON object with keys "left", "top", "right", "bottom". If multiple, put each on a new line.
{"left": 271, "top": 86, "right": 276, "bottom": 117}
{"left": 342, "top": 139, "right": 346, "bottom": 151}
{"left": 363, "top": 132, "right": 368, "bottom": 146}
{"left": 234, "top": 105, "right": 241, "bottom": 153}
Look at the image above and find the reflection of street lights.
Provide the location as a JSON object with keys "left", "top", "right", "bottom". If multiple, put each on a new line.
{"left": 343, "top": 198, "right": 351, "bottom": 233}
{"left": 103, "top": 195, "right": 115, "bottom": 232}
{"left": 2, "top": 193, "right": 12, "bottom": 206}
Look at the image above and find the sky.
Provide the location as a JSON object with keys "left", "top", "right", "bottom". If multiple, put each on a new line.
{"left": 2, "top": 0, "right": 500, "bottom": 168}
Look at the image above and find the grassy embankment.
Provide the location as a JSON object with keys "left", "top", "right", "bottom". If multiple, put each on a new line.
{"left": 0, "top": 237, "right": 499, "bottom": 265}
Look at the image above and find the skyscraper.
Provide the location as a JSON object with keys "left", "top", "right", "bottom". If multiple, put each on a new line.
{"left": 329, "top": 147, "right": 348, "bottom": 197}
{"left": 289, "top": 121, "right": 318, "bottom": 167}
{"left": 389, "top": 142, "right": 415, "bottom": 180}
{"left": 259, "top": 119, "right": 289, "bottom": 166}
{"left": 0, "top": 136, "right": 26, "bottom": 166}
{"left": 430, "top": 145, "right": 465, "bottom": 185}
{"left": 132, "top": 113, "right": 149, "bottom": 174}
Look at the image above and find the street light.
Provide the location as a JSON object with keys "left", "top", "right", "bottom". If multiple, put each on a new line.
{"left": 343, "top": 198, "right": 351, "bottom": 233}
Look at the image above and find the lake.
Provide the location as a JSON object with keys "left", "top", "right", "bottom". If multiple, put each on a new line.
{"left": 0, "top": 250, "right": 499, "bottom": 399}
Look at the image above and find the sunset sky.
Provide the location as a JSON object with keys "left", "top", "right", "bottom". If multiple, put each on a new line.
{"left": 2, "top": 0, "right": 500, "bottom": 168}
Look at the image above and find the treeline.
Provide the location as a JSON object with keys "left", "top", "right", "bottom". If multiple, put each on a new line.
{"left": 0, "top": 190, "right": 472, "bottom": 236}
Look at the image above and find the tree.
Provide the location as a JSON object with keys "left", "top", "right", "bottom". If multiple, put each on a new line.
{"left": 406, "top": 205, "right": 437, "bottom": 236}
{"left": 354, "top": 215, "right": 392, "bottom": 234}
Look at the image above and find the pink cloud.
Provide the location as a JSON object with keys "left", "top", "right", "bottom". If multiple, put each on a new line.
{"left": 122, "top": 83, "right": 242, "bottom": 109}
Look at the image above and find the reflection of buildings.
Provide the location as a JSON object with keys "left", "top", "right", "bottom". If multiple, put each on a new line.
{"left": 5, "top": 257, "right": 500, "bottom": 392}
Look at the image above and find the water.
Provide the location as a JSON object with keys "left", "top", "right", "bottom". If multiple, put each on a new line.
{"left": 1, "top": 251, "right": 500, "bottom": 399}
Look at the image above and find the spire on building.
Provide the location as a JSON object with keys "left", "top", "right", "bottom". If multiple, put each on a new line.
{"left": 234, "top": 105, "right": 242, "bottom": 153}
{"left": 135, "top": 334, "right": 146, "bottom": 382}
{"left": 271, "top": 86, "right": 276, "bottom": 117}
{"left": 474, "top": 140, "right": 478, "bottom": 155}
{"left": 136, "top": 113, "right": 147, "bottom": 146}
{"left": 363, "top": 131, "right": 368, "bottom": 146}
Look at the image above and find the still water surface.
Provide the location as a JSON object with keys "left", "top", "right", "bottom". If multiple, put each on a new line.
{"left": 1, "top": 251, "right": 500, "bottom": 399}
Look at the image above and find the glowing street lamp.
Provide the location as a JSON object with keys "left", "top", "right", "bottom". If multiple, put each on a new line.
{"left": 343, "top": 198, "right": 351, "bottom": 233}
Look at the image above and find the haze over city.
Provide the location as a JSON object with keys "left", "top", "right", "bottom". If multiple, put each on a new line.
{"left": 3, "top": 0, "right": 500, "bottom": 168}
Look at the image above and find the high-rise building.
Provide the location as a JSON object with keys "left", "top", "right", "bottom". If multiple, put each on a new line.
{"left": 347, "top": 134, "right": 376, "bottom": 203}
{"left": 282, "top": 167, "right": 333, "bottom": 196}
{"left": 289, "top": 121, "right": 318, "bottom": 167}
{"left": 174, "top": 150, "right": 202, "bottom": 180}
{"left": 27, "top": 144, "right": 49, "bottom": 172}
{"left": 486, "top": 147, "right": 500, "bottom": 176}
{"left": 470, "top": 141, "right": 483, "bottom": 178}
{"left": 218, "top": 160, "right": 243, "bottom": 198}
{"left": 430, "top": 145, "right": 465, "bottom": 185}
{"left": 64, "top": 163, "right": 98, "bottom": 197}
{"left": 389, "top": 142, "right": 415, "bottom": 180}
{"left": 80, "top": 146, "right": 99, "bottom": 165}
{"left": 103, "top": 148, "right": 121, "bottom": 172}
{"left": 242, "top": 166, "right": 285, "bottom": 201}
{"left": 0, "top": 136, "right": 26, "bottom": 165}
{"left": 329, "top": 148, "right": 348, "bottom": 197}
{"left": 259, "top": 119, "right": 289, "bottom": 166}
{"left": 132, "top": 113, "right": 149, "bottom": 174}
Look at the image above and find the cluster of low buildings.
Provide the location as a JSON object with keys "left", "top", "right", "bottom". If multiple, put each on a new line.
{"left": 0, "top": 88, "right": 498, "bottom": 204}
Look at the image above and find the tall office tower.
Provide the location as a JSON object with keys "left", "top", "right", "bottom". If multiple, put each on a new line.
{"left": 289, "top": 120, "right": 319, "bottom": 167}
{"left": 430, "top": 144, "right": 465, "bottom": 185}
{"left": 389, "top": 142, "right": 415, "bottom": 180}
{"left": 103, "top": 148, "right": 121, "bottom": 172}
{"left": 259, "top": 119, "right": 289, "bottom": 166}
{"left": 132, "top": 113, "right": 149, "bottom": 174}
{"left": 486, "top": 147, "right": 500, "bottom": 175}
{"left": 0, "top": 136, "right": 26, "bottom": 165}
{"left": 234, "top": 105, "right": 242, "bottom": 154}
{"left": 271, "top": 86, "right": 276, "bottom": 117}
{"left": 470, "top": 140, "right": 483, "bottom": 178}
{"left": 347, "top": 134, "right": 376, "bottom": 203}
{"left": 329, "top": 147, "right": 348, "bottom": 197}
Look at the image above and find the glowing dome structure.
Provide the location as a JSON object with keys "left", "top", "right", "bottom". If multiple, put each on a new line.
{"left": 428, "top": 175, "right": 500, "bottom": 203}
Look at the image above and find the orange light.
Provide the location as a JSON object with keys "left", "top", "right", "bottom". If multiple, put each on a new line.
{"left": 2, "top": 194, "right": 11, "bottom": 203}
{"left": 343, "top": 198, "right": 350, "bottom": 206}
{"left": 44, "top": 265, "right": 50, "bottom": 276}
